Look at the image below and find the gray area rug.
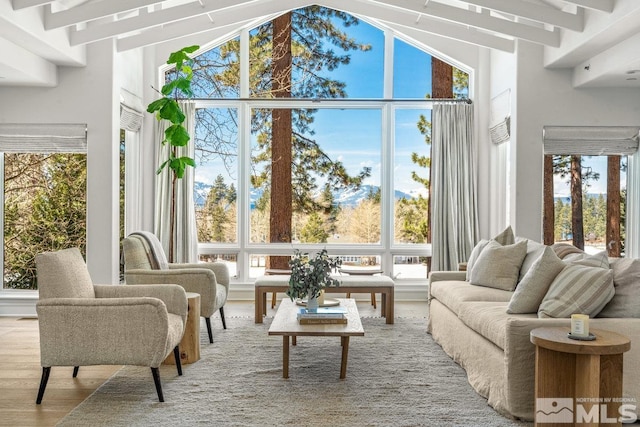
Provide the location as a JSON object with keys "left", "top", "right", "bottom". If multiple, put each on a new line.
{"left": 58, "top": 315, "right": 531, "bottom": 427}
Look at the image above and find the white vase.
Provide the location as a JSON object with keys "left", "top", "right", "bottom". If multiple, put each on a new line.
{"left": 306, "top": 293, "right": 319, "bottom": 312}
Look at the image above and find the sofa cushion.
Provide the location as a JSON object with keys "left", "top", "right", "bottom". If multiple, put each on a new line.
{"left": 457, "top": 302, "right": 511, "bottom": 350}
{"left": 598, "top": 258, "right": 640, "bottom": 318}
{"left": 538, "top": 264, "right": 615, "bottom": 318}
{"left": 469, "top": 240, "right": 528, "bottom": 291}
{"left": 508, "top": 247, "right": 566, "bottom": 314}
{"left": 430, "top": 280, "right": 512, "bottom": 316}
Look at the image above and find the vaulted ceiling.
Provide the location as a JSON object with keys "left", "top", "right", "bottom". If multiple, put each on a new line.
{"left": 1, "top": 0, "right": 639, "bottom": 88}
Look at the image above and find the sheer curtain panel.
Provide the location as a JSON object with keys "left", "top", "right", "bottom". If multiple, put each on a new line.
{"left": 154, "top": 101, "right": 198, "bottom": 263}
{"left": 431, "top": 103, "right": 478, "bottom": 271}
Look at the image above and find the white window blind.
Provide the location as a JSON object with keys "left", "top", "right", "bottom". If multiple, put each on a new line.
{"left": 0, "top": 123, "right": 87, "bottom": 153}
{"left": 543, "top": 126, "right": 640, "bottom": 155}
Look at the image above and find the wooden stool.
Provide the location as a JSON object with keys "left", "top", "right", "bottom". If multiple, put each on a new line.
{"left": 164, "top": 292, "right": 201, "bottom": 365}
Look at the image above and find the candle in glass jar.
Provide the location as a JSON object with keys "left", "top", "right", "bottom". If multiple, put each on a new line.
{"left": 571, "top": 314, "right": 589, "bottom": 337}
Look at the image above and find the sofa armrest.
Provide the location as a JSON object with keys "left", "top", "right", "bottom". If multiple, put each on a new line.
{"left": 36, "top": 297, "right": 179, "bottom": 367}
{"left": 94, "top": 284, "right": 187, "bottom": 321}
{"left": 428, "top": 271, "right": 467, "bottom": 283}
{"left": 169, "top": 262, "right": 230, "bottom": 289}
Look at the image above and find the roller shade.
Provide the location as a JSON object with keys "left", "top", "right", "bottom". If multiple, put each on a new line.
{"left": 0, "top": 123, "right": 87, "bottom": 153}
{"left": 120, "top": 104, "right": 143, "bottom": 132}
{"left": 543, "top": 126, "right": 639, "bottom": 155}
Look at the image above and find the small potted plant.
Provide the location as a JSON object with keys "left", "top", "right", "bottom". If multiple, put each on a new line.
{"left": 287, "top": 249, "right": 341, "bottom": 309}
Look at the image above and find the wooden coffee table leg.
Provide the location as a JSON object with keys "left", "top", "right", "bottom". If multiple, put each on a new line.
{"left": 255, "top": 288, "right": 263, "bottom": 323}
{"left": 283, "top": 336, "right": 290, "bottom": 379}
{"left": 340, "top": 336, "right": 350, "bottom": 379}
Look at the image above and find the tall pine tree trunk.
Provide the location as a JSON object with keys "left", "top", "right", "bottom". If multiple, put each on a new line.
{"left": 268, "top": 13, "right": 293, "bottom": 270}
{"left": 607, "top": 155, "right": 621, "bottom": 256}
{"left": 570, "top": 155, "right": 584, "bottom": 249}
{"left": 543, "top": 155, "right": 554, "bottom": 245}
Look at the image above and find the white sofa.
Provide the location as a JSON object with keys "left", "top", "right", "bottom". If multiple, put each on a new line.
{"left": 427, "top": 268, "right": 640, "bottom": 421}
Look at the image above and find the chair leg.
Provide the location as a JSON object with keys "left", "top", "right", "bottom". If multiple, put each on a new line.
{"left": 206, "top": 317, "right": 213, "bottom": 343}
{"left": 36, "top": 367, "right": 51, "bottom": 404}
{"left": 174, "top": 346, "right": 183, "bottom": 376}
{"left": 219, "top": 306, "right": 227, "bottom": 330}
{"left": 72, "top": 366, "right": 79, "bottom": 377}
{"left": 151, "top": 367, "right": 164, "bottom": 402}
{"left": 271, "top": 292, "right": 276, "bottom": 309}
{"left": 371, "top": 293, "right": 377, "bottom": 309}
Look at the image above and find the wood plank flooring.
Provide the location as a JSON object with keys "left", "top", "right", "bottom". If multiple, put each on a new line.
{"left": 0, "top": 299, "right": 427, "bottom": 427}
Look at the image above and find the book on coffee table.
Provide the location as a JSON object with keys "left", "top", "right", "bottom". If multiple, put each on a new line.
{"left": 297, "top": 307, "right": 347, "bottom": 317}
{"left": 299, "top": 317, "right": 348, "bottom": 325}
{"left": 297, "top": 307, "right": 348, "bottom": 324}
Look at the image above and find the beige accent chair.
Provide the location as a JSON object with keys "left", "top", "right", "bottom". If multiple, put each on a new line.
{"left": 122, "top": 231, "right": 230, "bottom": 343}
{"left": 35, "top": 247, "right": 187, "bottom": 403}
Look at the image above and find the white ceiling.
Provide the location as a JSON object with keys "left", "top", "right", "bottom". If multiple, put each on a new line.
{"left": 1, "top": 0, "right": 640, "bottom": 88}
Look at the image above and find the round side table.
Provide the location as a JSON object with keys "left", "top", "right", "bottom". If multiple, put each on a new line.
{"left": 530, "top": 327, "right": 630, "bottom": 427}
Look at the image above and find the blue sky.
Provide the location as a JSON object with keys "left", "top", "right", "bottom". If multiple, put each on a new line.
{"left": 195, "top": 17, "right": 436, "bottom": 197}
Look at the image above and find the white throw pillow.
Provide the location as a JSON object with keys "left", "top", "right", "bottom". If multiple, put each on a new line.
{"left": 538, "top": 264, "right": 614, "bottom": 318}
{"left": 564, "top": 250, "right": 609, "bottom": 269}
{"left": 494, "top": 225, "right": 515, "bottom": 246}
{"left": 518, "top": 240, "right": 547, "bottom": 281}
{"left": 465, "top": 226, "right": 515, "bottom": 280}
{"left": 598, "top": 258, "right": 640, "bottom": 318}
{"left": 469, "top": 239, "right": 528, "bottom": 291}
{"left": 507, "top": 247, "right": 565, "bottom": 314}
{"left": 466, "top": 239, "right": 489, "bottom": 280}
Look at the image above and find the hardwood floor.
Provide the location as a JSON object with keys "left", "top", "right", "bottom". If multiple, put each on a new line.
{"left": 0, "top": 299, "right": 427, "bottom": 427}
{"left": 0, "top": 316, "right": 119, "bottom": 427}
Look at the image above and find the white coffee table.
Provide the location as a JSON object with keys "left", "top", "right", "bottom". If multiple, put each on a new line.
{"left": 268, "top": 298, "right": 364, "bottom": 379}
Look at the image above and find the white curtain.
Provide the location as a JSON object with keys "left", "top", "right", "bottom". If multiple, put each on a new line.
{"left": 154, "top": 101, "right": 198, "bottom": 263}
{"left": 431, "top": 103, "right": 479, "bottom": 271}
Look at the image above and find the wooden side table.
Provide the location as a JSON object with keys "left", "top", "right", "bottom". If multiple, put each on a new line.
{"left": 164, "top": 292, "right": 201, "bottom": 365}
{"left": 530, "top": 327, "right": 631, "bottom": 427}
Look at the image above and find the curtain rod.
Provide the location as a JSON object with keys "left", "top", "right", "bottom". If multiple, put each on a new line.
{"left": 190, "top": 97, "right": 472, "bottom": 104}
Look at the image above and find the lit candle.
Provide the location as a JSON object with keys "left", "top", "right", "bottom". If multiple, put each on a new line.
{"left": 571, "top": 314, "right": 589, "bottom": 337}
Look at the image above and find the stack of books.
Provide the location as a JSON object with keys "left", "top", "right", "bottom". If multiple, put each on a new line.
{"left": 297, "top": 307, "right": 348, "bottom": 324}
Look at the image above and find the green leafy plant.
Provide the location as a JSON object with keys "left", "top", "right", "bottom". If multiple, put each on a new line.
{"left": 147, "top": 45, "right": 199, "bottom": 261}
{"left": 286, "top": 248, "right": 341, "bottom": 300}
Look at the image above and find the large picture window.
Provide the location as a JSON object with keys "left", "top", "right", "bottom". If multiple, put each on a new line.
{"left": 189, "top": 6, "right": 469, "bottom": 281}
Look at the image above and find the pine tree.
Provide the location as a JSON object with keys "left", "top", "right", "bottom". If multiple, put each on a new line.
{"left": 300, "top": 212, "right": 329, "bottom": 243}
{"left": 190, "top": 7, "right": 372, "bottom": 266}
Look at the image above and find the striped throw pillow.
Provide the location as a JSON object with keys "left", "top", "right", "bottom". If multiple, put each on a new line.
{"left": 538, "top": 264, "right": 614, "bottom": 318}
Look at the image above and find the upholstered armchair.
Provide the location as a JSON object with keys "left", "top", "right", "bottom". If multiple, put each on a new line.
{"left": 122, "top": 231, "right": 230, "bottom": 343}
{"left": 35, "top": 248, "right": 187, "bottom": 403}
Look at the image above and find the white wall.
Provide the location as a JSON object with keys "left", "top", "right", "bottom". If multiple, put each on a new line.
{"left": 509, "top": 41, "right": 640, "bottom": 241}
{"left": 0, "top": 40, "right": 121, "bottom": 284}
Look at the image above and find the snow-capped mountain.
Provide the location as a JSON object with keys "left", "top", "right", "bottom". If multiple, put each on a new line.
{"left": 194, "top": 182, "right": 416, "bottom": 208}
